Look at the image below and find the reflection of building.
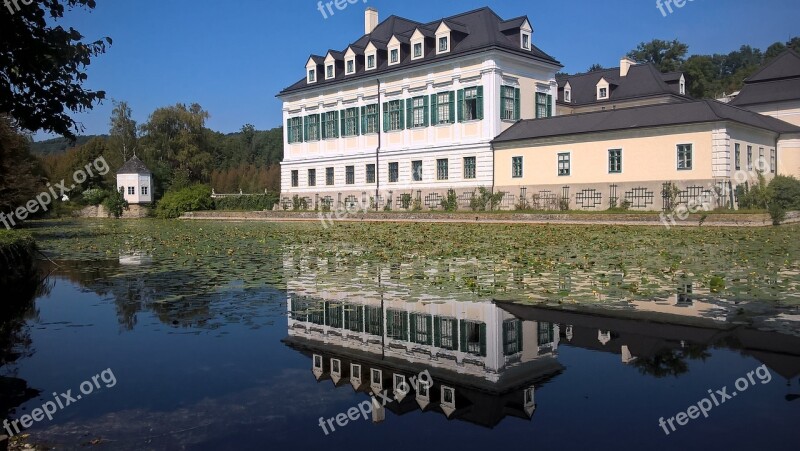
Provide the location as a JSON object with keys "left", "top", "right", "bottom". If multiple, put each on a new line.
{"left": 283, "top": 285, "right": 564, "bottom": 427}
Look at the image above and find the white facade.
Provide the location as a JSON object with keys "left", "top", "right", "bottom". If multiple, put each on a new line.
{"left": 117, "top": 173, "right": 152, "bottom": 205}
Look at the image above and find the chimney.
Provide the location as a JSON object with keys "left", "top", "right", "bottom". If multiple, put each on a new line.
{"left": 620, "top": 57, "right": 636, "bottom": 77}
{"left": 365, "top": 7, "right": 378, "bottom": 35}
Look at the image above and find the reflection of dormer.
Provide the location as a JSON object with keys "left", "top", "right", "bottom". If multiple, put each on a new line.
{"left": 598, "top": 330, "right": 611, "bottom": 345}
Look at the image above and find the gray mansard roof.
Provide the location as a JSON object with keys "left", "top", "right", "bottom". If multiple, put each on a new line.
{"left": 117, "top": 156, "right": 151, "bottom": 175}
{"left": 279, "top": 7, "right": 561, "bottom": 96}
{"left": 731, "top": 49, "right": 800, "bottom": 107}
{"left": 493, "top": 99, "right": 800, "bottom": 144}
{"left": 556, "top": 64, "right": 689, "bottom": 106}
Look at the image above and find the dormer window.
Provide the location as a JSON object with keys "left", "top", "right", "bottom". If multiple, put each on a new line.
{"left": 413, "top": 42, "right": 422, "bottom": 59}
{"left": 599, "top": 87, "right": 607, "bottom": 99}
{"left": 564, "top": 89, "right": 571, "bottom": 103}
{"left": 438, "top": 36, "right": 449, "bottom": 52}
{"left": 679, "top": 75, "right": 686, "bottom": 95}
{"left": 326, "top": 64, "right": 334, "bottom": 80}
{"left": 346, "top": 59, "right": 355, "bottom": 75}
{"left": 522, "top": 33, "right": 530, "bottom": 50}
{"left": 366, "top": 54, "right": 375, "bottom": 69}
{"left": 308, "top": 69, "right": 316, "bottom": 83}
{"left": 390, "top": 48, "right": 399, "bottom": 64}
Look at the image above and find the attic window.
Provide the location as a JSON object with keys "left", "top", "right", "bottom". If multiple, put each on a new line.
{"left": 413, "top": 42, "right": 423, "bottom": 59}
{"left": 326, "top": 64, "right": 334, "bottom": 80}
{"left": 366, "top": 53, "right": 376, "bottom": 70}
{"left": 438, "top": 36, "right": 449, "bottom": 53}
{"left": 598, "top": 87, "right": 608, "bottom": 99}
{"left": 346, "top": 59, "right": 355, "bottom": 75}
{"left": 308, "top": 69, "right": 316, "bottom": 83}
{"left": 680, "top": 77, "right": 686, "bottom": 95}
{"left": 390, "top": 48, "right": 399, "bottom": 64}
{"left": 521, "top": 32, "right": 531, "bottom": 50}
{"left": 564, "top": 88, "right": 571, "bottom": 103}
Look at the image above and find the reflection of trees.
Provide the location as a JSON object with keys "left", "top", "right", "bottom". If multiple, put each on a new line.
{"left": 632, "top": 343, "right": 711, "bottom": 378}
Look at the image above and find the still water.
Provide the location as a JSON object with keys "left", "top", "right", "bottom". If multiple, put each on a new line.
{"left": 1, "top": 251, "right": 798, "bottom": 450}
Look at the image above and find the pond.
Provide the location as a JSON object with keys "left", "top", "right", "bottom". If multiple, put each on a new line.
{"left": 1, "top": 220, "right": 798, "bottom": 450}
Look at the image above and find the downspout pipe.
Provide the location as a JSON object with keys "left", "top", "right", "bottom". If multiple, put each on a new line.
{"left": 376, "top": 78, "right": 381, "bottom": 211}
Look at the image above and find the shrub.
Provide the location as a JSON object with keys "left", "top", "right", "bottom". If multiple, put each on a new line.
{"left": 103, "top": 190, "right": 128, "bottom": 218}
{"left": 736, "top": 172, "right": 769, "bottom": 210}
{"left": 155, "top": 184, "right": 214, "bottom": 218}
{"left": 80, "top": 188, "right": 109, "bottom": 206}
{"left": 767, "top": 175, "right": 800, "bottom": 211}
{"left": 411, "top": 197, "right": 422, "bottom": 211}
{"left": 400, "top": 193, "right": 412, "bottom": 209}
{"left": 441, "top": 189, "right": 458, "bottom": 211}
{"left": 470, "top": 187, "right": 505, "bottom": 211}
{"left": 292, "top": 195, "right": 308, "bottom": 211}
{"left": 213, "top": 192, "right": 279, "bottom": 211}
{"left": 768, "top": 204, "right": 786, "bottom": 225}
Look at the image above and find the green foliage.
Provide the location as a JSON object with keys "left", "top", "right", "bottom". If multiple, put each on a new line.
{"left": 400, "top": 193, "right": 412, "bottom": 210}
{"left": 80, "top": 188, "right": 108, "bottom": 206}
{"left": 627, "top": 39, "right": 689, "bottom": 72}
{"left": 292, "top": 195, "right": 308, "bottom": 211}
{"left": 0, "top": 118, "right": 44, "bottom": 224}
{"left": 102, "top": 189, "right": 128, "bottom": 219}
{"left": 411, "top": 197, "right": 422, "bottom": 212}
{"left": 213, "top": 193, "right": 278, "bottom": 212}
{"left": 0, "top": 0, "right": 110, "bottom": 139}
{"left": 736, "top": 173, "right": 769, "bottom": 210}
{"left": 768, "top": 204, "right": 786, "bottom": 226}
{"left": 155, "top": 184, "right": 214, "bottom": 219}
{"left": 441, "top": 189, "right": 458, "bottom": 211}
{"left": 767, "top": 175, "right": 800, "bottom": 210}
{"left": 470, "top": 187, "right": 505, "bottom": 211}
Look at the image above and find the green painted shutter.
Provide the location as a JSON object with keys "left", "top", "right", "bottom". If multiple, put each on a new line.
{"left": 423, "top": 96, "right": 429, "bottom": 127}
{"left": 514, "top": 88, "right": 520, "bottom": 120}
{"left": 434, "top": 317, "right": 441, "bottom": 347}
{"left": 516, "top": 320, "right": 523, "bottom": 352}
{"left": 406, "top": 99, "right": 413, "bottom": 128}
{"left": 479, "top": 323, "right": 487, "bottom": 356}
{"left": 340, "top": 110, "right": 345, "bottom": 137}
{"left": 457, "top": 89, "right": 465, "bottom": 122}
{"left": 286, "top": 119, "right": 291, "bottom": 143}
{"left": 449, "top": 91, "right": 455, "bottom": 123}
{"left": 477, "top": 86, "right": 484, "bottom": 120}
{"left": 303, "top": 116, "right": 309, "bottom": 141}
{"left": 361, "top": 106, "right": 367, "bottom": 134}
{"left": 502, "top": 320, "right": 510, "bottom": 355}
{"left": 399, "top": 102, "right": 405, "bottom": 130}
{"left": 322, "top": 113, "right": 328, "bottom": 140}
{"left": 409, "top": 314, "right": 417, "bottom": 343}
{"left": 430, "top": 94, "right": 438, "bottom": 125}
{"left": 459, "top": 320, "right": 467, "bottom": 351}
{"left": 426, "top": 315, "right": 433, "bottom": 345}
{"left": 356, "top": 108, "right": 361, "bottom": 135}
{"left": 546, "top": 94, "right": 553, "bottom": 118}
{"left": 334, "top": 111, "right": 340, "bottom": 138}
{"left": 383, "top": 102, "right": 389, "bottom": 132}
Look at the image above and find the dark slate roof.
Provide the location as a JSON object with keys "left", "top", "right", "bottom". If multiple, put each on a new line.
{"left": 731, "top": 50, "right": 800, "bottom": 106}
{"left": 556, "top": 63, "right": 688, "bottom": 105}
{"left": 117, "top": 156, "right": 151, "bottom": 175}
{"left": 492, "top": 99, "right": 800, "bottom": 144}
{"left": 279, "top": 7, "right": 560, "bottom": 96}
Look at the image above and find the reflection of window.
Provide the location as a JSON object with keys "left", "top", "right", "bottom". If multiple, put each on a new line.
{"left": 442, "top": 386, "right": 455, "bottom": 404}
{"left": 331, "top": 359, "right": 340, "bottom": 374}
{"left": 351, "top": 364, "right": 361, "bottom": 379}
{"left": 410, "top": 313, "right": 431, "bottom": 345}
{"left": 418, "top": 381, "right": 429, "bottom": 397}
{"left": 313, "top": 355, "right": 322, "bottom": 369}
{"left": 365, "top": 306, "right": 383, "bottom": 336}
{"left": 371, "top": 369, "right": 382, "bottom": 385}
{"left": 538, "top": 322, "right": 554, "bottom": 344}
{"left": 524, "top": 387, "right": 534, "bottom": 405}
{"left": 394, "top": 374, "right": 406, "bottom": 392}
{"left": 461, "top": 321, "right": 485, "bottom": 356}
{"left": 435, "top": 317, "right": 457, "bottom": 350}
{"left": 387, "top": 310, "right": 408, "bottom": 340}
{"left": 503, "top": 319, "right": 522, "bottom": 355}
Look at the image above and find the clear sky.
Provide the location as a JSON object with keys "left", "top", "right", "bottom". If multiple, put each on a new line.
{"left": 37, "top": 0, "right": 800, "bottom": 140}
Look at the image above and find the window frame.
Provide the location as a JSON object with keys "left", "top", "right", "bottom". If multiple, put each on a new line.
{"left": 389, "top": 48, "right": 399, "bottom": 64}
{"left": 366, "top": 53, "right": 376, "bottom": 70}
{"left": 345, "top": 165, "right": 355, "bottom": 185}
{"left": 535, "top": 92, "right": 553, "bottom": 119}
{"left": 362, "top": 104, "right": 379, "bottom": 135}
{"left": 386, "top": 100, "right": 404, "bottom": 132}
{"left": 412, "top": 42, "right": 423, "bottom": 59}
{"left": 325, "top": 167, "right": 334, "bottom": 186}
{"left": 512, "top": 156, "right": 523, "bottom": 178}
{"left": 388, "top": 162, "right": 399, "bottom": 183}
{"left": 325, "top": 64, "right": 334, "bottom": 80}
{"left": 463, "top": 156, "right": 476, "bottom": 179}
{"left": 345, "top": 59, "right": 355, "bottom": 75}
{"left": 308, "top": 168, "right": 316, "bottom": 187}
{"left": 677, "top": 144, "right": 693, "bottom": 171}
{"left": 366, "top": 164, "right": 376, "bottom": 184}
{"left": 342, "top": 107, "right": 359, "bottom": 137}
{"left": 735, "top": 143, "right": 741, "bottom": 170}
{"left": 558, "top": 152, "right": 571, "bottom": 176}
{"left": 307, "top": 69, "right": 316, "bottom": 83}
{"left": 438, "top": 36, "right": 449, "bottom": 53}
{"left": 436, "top": 158, "right": 448, "bottom": 181}
{"left": 287, "top": 117, "right": 303, "bottom": 144}
{"left": 412, "top": 160, "right": 423, "bottom": 182}
{"left": 608, "top": 148, "right": 622, "bottom": 174}
{"left": 521, "top": 32, "right": 531, "bottom": 50}
{"left": 291, "top": 170, "right": 299, "bottom": 187}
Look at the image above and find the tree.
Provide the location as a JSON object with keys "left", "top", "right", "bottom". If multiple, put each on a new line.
{"left": 0, "top": 116, "right": 44, "bottom": 222}
{"left": 627, "top": 39, "right": 688, "bottom": 72}
{"left": 587, "top": 63, "right": 604, "bottom": 72}
{"left": 0, "top": 0, "right": 111, "bottom": 139}
{"left": 109, "top": 100, "right": 138, "bottom": 165}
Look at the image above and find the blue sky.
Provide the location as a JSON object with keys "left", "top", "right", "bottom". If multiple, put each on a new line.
{"left": 38, "top": 0, "right": 800, "bottom": 140}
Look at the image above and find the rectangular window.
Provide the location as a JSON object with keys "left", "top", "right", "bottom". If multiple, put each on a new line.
{"left": 599, "top": 87, "right": 608, "bottom": 98}
{"left": 287, "top": 117, "right": 303, "bottom": 144}
{"left": 501, "top": 86, "right": 519, "bottom": 121}
{"left": 439, "top": 36, "right": 448, "bottom": 52}
{"left": 410, "top": 313, "right": 431, "bottom": 345}
{"left": 437, "top": 159, "right": 448, "bottom": 180}
{"left": 522, "top": 33, "right": 530, "bottom": 50}
{"left": 390, "top": 49, "right": 399, "bottom": 63}
{"left": 536, "top": 92, "right": 553, "bottom": 119}
{"left": 367, "top": 54, "right": 375, "bottom": 69}
{"left": 558, "top": 153, "right": 571, "bottom": 176}
{"left": 412, "top": 160, "right": 422, "bottom": 182}
{"left": 326, "top": 167, "right": 334, "bottom": 186}
{"left": 512, "top": 156, "right": 523, "bottom": 178}
{"left": 308, "top": 169, "right": 316, "bottom": 187}
{"left": 770, "top": 148, "right": 776, "bottom": 173}
{"left": 308, "top": 70, "right": 315, "bottom": 82}
{"left": 413, "top": 42, "right": 422, "bottom": 58}
{"left": 386, "top": 100, "right": 403, "bottom": 131}
{"left": 326, "top": 65, "right": 333, "bottom": 79}
{"left": 291, "top": 170, "right": 298, "bottom": 187}
{"left": 735, "top": 143, "right": 741, "bottom": 170}
{"left": 388, "top": 162, "right": 399, "bottom": 183}
{"left": 461, "top": 87, "right": 483, "bottom": 121}
{"left": 141, "top": 186, "right": 148, "bottom": 195}
{"left": 345, "top": 166, "right": 354, "bottom": 185}
{"left": 436, "top": 317, "right": 457, "bottom": 350}
{"left": 343, "top": 107, "right": 359, "bottom": 137}
{"left": 608, "top": 149, "right": 622, "bottom": 173}
{"left": 747, "top": 145, "right": 753, "bottom": 170}
{"left": 433, "top": 92, "right": 454, "bottom": 125}
{"left": 460, "top": 320, "right": 486, "bottom": 356}
{"left": 386, "top": 310, "right": 408, "bottom": 340}
{"left": 366, "top": 164, "right": 375, "bottom": 184}
{"left": 503, "top": 319, "right": 522, "bottom": 355}
{"left": 362, "top": 104, "right": 378, "bottom": 134}
{"left": 463, "top": 156, "right": 476, "bottom": 179}
{"left": 409, "top": 96, "right": 427, "bottom": 128}
{"left": 677, "top": 144, "right": 692, "bottom": 170}
{"left": 759, "top": 147, "right": 765, "bottom": 167}
{"left": 346, "top": 60, "right": 354, "bottom": 74}
{"left": 305, "top": 114, "right": 320, "bottom": 141}
{"left": 322, "top": 111, "right": 338, "bottom": 139}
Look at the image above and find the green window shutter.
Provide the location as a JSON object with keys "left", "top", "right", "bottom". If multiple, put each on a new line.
{"left": 459, "top": 320, "right": 467, "bottom": 352}
{"left": 399, "top": 102, "right": 405, "bottom": 130}
{"left": 286, "top": 119, "right": 291, "bottom": 143}
{"left": 546, "top": 94, "right": 553, "bottom": 118}
{"left": 406, "top": 99, "right": 413, "bottom": 128}
{"left": 457, "top": 89, "right": 465, "bottom": 122}
{"left": 430, "top": 94, "right": 438, "bottom": 125}
{"left": 383, "top": 102, "right": 389, "bottom": 132}
{"left": 479, "top": 323, "right": 487, "bottom": 357}
{"left": 334, "top": 111, "right": 340, "bottom": 138}
{"left": 516, "top": 320, "right": 523, "bottom": 352}
{"left": 449, "top": 91, "right": 455, "bottom": 123}
{"left": 303, "top": 116, "right": 308, "bottom": 141}
{"left": 477, "top": 86, "right": 484, "bottom": 120}
{"left": 434, "top": 317, "right": 441, "bottom": 347}
{"left": 361, "top": 106, "right": 366, "bottom": 134}
{"left": 423, "top": 96, "right": 429, "bottom": 127}
{"left": 356, "top": 108, "right": 361, "bottom": 135}
{"left": 426, "top": 315, "right": 433, "bottom": 345}
{"left": 402, "top": 312, "right": 408, "bottom": 340}
{"left": 410, "top": 314, "right": 417, "bottom": 342}
{"left": 340, "top": 110, "right": 346, "bottom": 137}
{"left": 321, "top": 113, "right": 327, "bottom": 140}
{"left": 502, "top": 320, "right": 510, "bottom": 355}
{"left": 514, "top": 88, "right": 520, "bottom": 120}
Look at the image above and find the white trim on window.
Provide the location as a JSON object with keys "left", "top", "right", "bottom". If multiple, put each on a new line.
{"left": 345, "top": 58, "right": 355, "bottom": 75}
{"left": 521, "top": 32, "right": 531, "bottom": 50}
{"left": 325, "top": 64, "right": 335, "bottom": 80}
